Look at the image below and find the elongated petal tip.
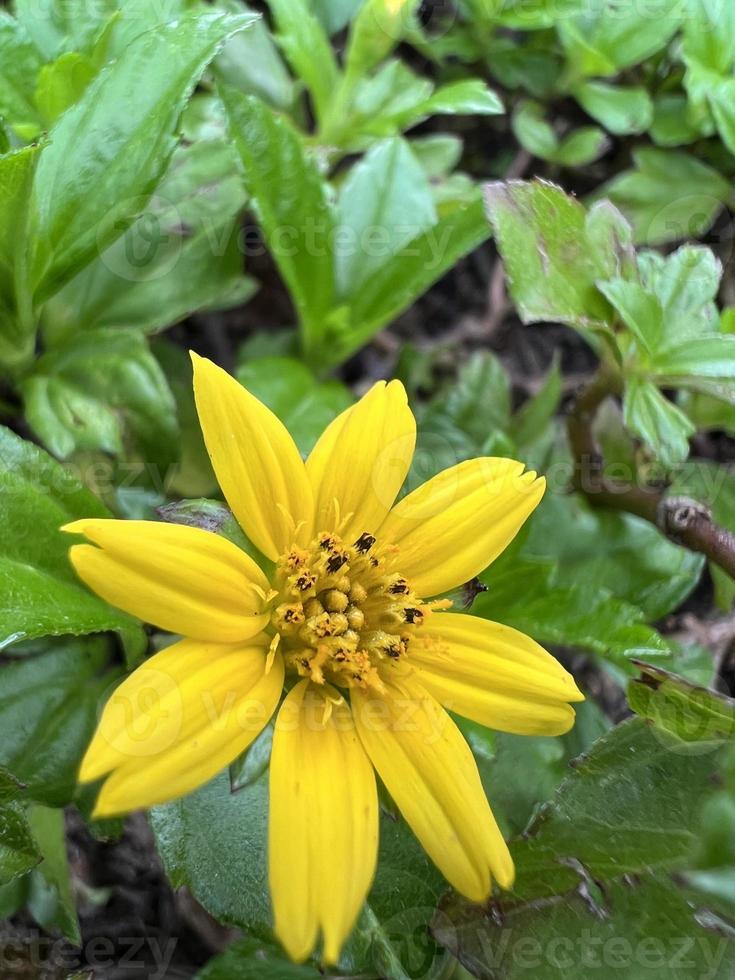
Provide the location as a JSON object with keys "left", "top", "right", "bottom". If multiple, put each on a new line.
{"left": 60, "top": 519, "right": 90, "bottom": 534}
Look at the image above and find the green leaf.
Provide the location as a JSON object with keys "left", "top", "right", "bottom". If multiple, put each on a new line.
{"left": 34, "top": 51, "right": 96, "bottom": 125}
{"left": 0, "top": 143, "right": 42, "bottom": 370}
{"left": 265, "top": 0, "right": 339, "bottom": 122}
{"left": 629, "top": 663, "right": 735, "bottom": 745}
{"left": 467, "top": 700, "right": 611, "bottom": 839}
{"left": 229, "top": 725, "right": 273, "bottom": 793}
{"left": 0, "top": 637, "right": 118, "bottom": 807}
{"left": 638, "top": 245, "right": 722, "bottom": 340}
{"left": 21, "top": 328, "right": 178, "bottom": 464}
{"left": 312, "top": 0, "right": 363, "bottom": 33}
{"left": 436, "top": 720, "right": 735, "bottom": 979}
{"left": 13, "top": 0, "right": 118, "bottom": 59}
{"left": 420, "top": 78, "right": 503, "bottom": 116}
{"left": 154, "top": 340, "right": 217, "bottom": 500}
{"left": 325, "top": 194, "right": 490, "bottom": 369}
{"left": 650, "top": 93, "right": 704, "bottom": 147}
{"left": 196, "top": 938, "right": 324, "bottom": 979}
{"left": 27, "top": 805, "right": 79, "bottom": 943}
{"left": 652, "top": 336, "right": 735, "bottom": 382}
{"left": 43, "top": 137, "right": 253, "bottom": 340}
{"left": 512, "top": 101, "right": 607, "bottom": 166}
{"left": 683, "top": 0, "right": 735, "bottom": 76}
{"left": 215, "top": 1, "right": 294, "bottom": 110}
{"left": 425, "top": 352, "right": 511, "bottom": 447}
{"left": 151, "top": 771, "right": 271, "bottom": 935}
{"left": 335, "top": 137, "right": 437, "bottom": 300}
{"left": 484, "top": 179, "right": 614, "bottom": 330}
{"left": 30, "top": 9, "right": 257, "bottom": 300}
{"left": 476, "top": 491, "right": 702, "bottom": 666}
{"left": 344, "top": 0, "right": 418, "bottom": 79}
{"left": 596, "top": 148, "right": 731, "bottom": 246}
{"left": 509, "top": 358, "right": 562, "bottom": 450}
{"left": 152, "top": 769, "right": 448, "bottom": 978}
{"left": 0, "top": 769, "right": 40, "bottom": 886}
{"left": 598, "top": 278, "right": 663, "bottom": 355}
{"left": 0, "top": 12, "right": 42, "bottom": 134}
{"left": 623, "top": 378, "right": 695, "bottom": 468}
{"left": 220, "top": 89, "right": 336, "bottom": 354}
{"left": 0, "top": 424, "right": 141, "bottom": 648}
{"left": 235, "top": 356, "right": 352, "bottom": 455}
{"left": 572, "top": 79, "right": 653, "bottom": 135}
{"left": 559, "top": 0, "right": 682, "bottom": 76}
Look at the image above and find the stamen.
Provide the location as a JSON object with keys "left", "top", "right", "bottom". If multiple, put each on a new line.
{"left": 271, "top": 529, "right": 430, "bottom": 693}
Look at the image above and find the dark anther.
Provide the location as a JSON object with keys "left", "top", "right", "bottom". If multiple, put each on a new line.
{"left": 354, "top": 532, "right": 376, "bottom": 553}
{"left": 387, "top": 644, "right": 401, "bottom": 659}
{"left": 327, "top": 553, "right": 348, "bottom": 574}
{"left": 404, "top": 607, "right": 423, "bottom": 624}
{"left": 319, "top": 533, "right": 337, "bottom": 551}
{"left": 389, "top": 578, "right": 409, "bottom": 595}
{"left": 296, "top": 574, "right": 315, "bottom": 591}
{"left": 369, "top": 556, "right": 379, "bottom": 567}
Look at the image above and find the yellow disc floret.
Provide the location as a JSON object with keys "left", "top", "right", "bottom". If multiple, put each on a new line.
{"left": 270, "top": 529, "right": 444, "bottom": 692}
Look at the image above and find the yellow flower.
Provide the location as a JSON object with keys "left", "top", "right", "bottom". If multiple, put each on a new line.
{"left": 63, "top": 354, "right": 583, "bottom": 964}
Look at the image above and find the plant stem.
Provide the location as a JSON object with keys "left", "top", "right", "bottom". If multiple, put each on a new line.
{"left": 567, "top": 371, "right": 735, "bottom": 581}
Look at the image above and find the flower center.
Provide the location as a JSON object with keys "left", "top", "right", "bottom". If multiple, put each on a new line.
{"left": 269, "top": 530, "right": 431, "bottom": 692}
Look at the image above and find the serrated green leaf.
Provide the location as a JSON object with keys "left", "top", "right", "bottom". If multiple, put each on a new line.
{"left": 0, "top": 769, "right": 39, "bottom": 887}
{"left": 152, "top": 769, "right": 447, "bottom": 978}
{"left": 638, "top": 245, "right": 722, "bottom": 340}
{"left": 0, "top": 637, "right": 118, "bottom": 807}
{"left": 436, "top": 720, "right": 735, "bottom": 979}
{"left": 623, "top": 378, "right": 695, "bottom": 468}
{"left": 484, "top": 179, "right": 613, "bottom": 330}
{"left": 30, "top": 9, "right": 257, "bottom": 300}
{"left": 629, "top": 663, "right": 735, "bottom": 744}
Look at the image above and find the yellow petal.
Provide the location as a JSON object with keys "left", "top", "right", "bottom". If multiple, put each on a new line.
{"left": 306, "top": 381, "right": 415, "bottom": 541}
{"left": 63, "top": 519, "right": 270, "bottom": 643}
{"left": 270, "top": 682, "right": 378, "bottom": 964}
{"left": 413, "top": 613, "right": 584, "bottom": 736}
{"left": 381, "top": 457, "right": 544, "bottom": 596}
{"left": 90, "top": 639, "right": 283, "bottom": 816}
{"left": 352, "top": 677, "right": 513, "bottom": 902}
{"left": 192, "top": 353, "right": 313, "bottom": 561}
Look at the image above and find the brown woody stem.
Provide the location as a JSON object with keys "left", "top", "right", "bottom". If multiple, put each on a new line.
{"left": 566, "top": 372, "right": 735, "bottom": 581}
